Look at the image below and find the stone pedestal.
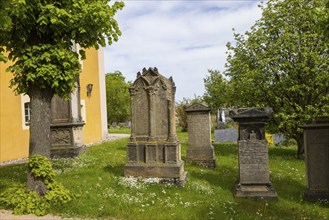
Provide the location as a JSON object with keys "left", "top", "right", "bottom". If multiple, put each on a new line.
{"left": 302, "top": 116, "right": 329, "bottom": 201}
{"left": 124, "top": 67, "right": 187, "bottom": 185}
{"left": 230, "top": 107, "right": 277, "bottom": 199}
{"left": 50, "top": 83, "right": 85, "bottom": 158}
{"left": 185, "top": 103, "right": 216, "bottom": 168}
{"left": 50, "top": 122, "right": 84, "bottom": 158}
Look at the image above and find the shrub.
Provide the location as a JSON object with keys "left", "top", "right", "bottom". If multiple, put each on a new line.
{"left": 0, "top": 155, "right": 72, "bottom": 216}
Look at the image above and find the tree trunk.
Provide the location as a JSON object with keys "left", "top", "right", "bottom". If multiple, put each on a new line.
{"left": 26, "top": 86, "right": 53, "bottom": 194}
{"left": 295, "top": 133, "right": 305, "bottom": 159}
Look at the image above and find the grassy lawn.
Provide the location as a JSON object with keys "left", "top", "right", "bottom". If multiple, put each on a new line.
{"left": 108, "top": 126, "right": 131, "bottom": 134}
{"left": 0, "top": 132, "right": 328, "bottom": 219}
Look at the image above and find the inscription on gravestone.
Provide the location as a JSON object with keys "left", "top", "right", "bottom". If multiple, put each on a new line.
{"left": 230, "top": 107, "right": 277, "bottom": 199}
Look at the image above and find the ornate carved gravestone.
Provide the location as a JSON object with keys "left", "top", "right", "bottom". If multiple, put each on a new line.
{"left": 50, "top": 81, "right": 84, "bottom": 158}
{"left": 185, "top": 103, "right": 216, "bottom": 168}
{"left": 301, "top": 116, "right": 329, "bottom": 201}
{"left": 124, "top": 67, "right": 187, "bottom": 185}
{"left": 230, "top": 107, "right": 277, "bottom": 199}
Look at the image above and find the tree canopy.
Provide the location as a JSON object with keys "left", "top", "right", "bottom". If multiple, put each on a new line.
{"left": 225, "top": 0, "right": 329, "bottom": 157}
{"left": 0, "top": 0, "right": 11, "bottom": 62}
{"left": 0, "top": 0, "right": 124, "bottom": 98}
{"left": 203, "top": 69, "right": 232, "bottom": 112}
{"left": 106, "top": 71, "right": 131, "bottom": 124}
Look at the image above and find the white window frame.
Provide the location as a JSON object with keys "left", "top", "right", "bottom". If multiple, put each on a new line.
{"left": 21, "top": 95, "right": 30, "bottom": 130}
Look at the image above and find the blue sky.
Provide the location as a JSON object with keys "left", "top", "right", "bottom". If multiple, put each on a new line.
{"left": 104, "top": 0, "right": 264, "bottom": 101}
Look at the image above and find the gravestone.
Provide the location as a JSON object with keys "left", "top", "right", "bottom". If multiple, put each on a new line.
{"left": 214, "top": 128, "right": 238, "bottom": 143}
{"left": 124, "top": 67, "right": 187, "bottom": 185}
{"left": 230, "top": 107, "right": 277, "bottom": 199}
{"left": 50, "top": 82, "right": 84, "bottom": 158}
{"left": 301, "top": 116, "right": 329, "bottom": 201}
{"left": 185, "top": 103, "right": 216, "bottom": 168}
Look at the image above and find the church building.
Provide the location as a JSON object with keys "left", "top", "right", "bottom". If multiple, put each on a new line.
{"left": 0, "top": 47, "right": 108, "bottom": 162}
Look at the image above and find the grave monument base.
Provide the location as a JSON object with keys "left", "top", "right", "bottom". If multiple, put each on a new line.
{"left": 124, "top": 161, "right": 188, "bottom": 186}
{"left": 234, "top": 183, "right": 278, "bottom": 200}
{"left": 186, "top": 147, "right": 216, "bottom": 168}
{"left": 50, "top": 122, "right": 85, "bottom": 158}
{"left": 51, "top": 146, "right": 85, "bottom": 158}
{"left": 186, "top": 158, "right": 216, "bottom": 169}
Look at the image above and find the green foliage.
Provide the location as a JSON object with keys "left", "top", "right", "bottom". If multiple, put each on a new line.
{"left": 106, "top": 71, "right": 131, "bottom": 124}
{"left": 176, "top": 96, "right": 203, "bottom": 132}
{"left": 0, "top": 0, "right": 124, "bottom": 97}
{"left": 8, "top": 44, "right": 80, "bottom": 98}
{"left": 0, "top": 155, "right": 72, "bottom": 216}
{"left": 29, "top": 154, "right": 56, "bottom": 180}
{"left": 0, "top": 185, "right": 50, "bottom": 216}
{"left": 0, "top": 0, "right": 11, "bottom": 62}
{"left": 321, "top": 0, "right": 329, "bottom": 37}
{"left": 203, "top": 69, "right": 233, "bottom": 111}
{"left": 225, "top": 0, "right": 329, "bottom": 156}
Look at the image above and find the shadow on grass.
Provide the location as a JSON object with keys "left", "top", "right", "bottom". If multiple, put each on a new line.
{"left": 187, "top": 164, "right": 237, "bottom": 193}
{"left": 214, "top": 142, "right": 238, "bottom": 157}
{"left": 103, "top": 164, "right": 125, "bottom": 177}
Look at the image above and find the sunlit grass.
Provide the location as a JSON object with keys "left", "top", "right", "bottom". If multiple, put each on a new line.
{"left": 1, "top": 132, "right": 328, "bottom": 219}
{"left": 108, "top": 126, "right": 131, "bottom": 134}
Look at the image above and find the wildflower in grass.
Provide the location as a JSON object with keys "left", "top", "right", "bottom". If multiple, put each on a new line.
{"left": 188, "top": 181, "right": 214, "bottom": 195}
{"left": 184, "top": 202, "right": 191, "bottom": 208}
{"left": 141, "top": 177, "right": 160, "bottom": 184}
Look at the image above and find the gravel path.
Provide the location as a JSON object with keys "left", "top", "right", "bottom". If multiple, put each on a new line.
{"left": 0, "top": 210, "right": 77, "bottom": 220}
{"left": 0, "top": 134, "right": 129, "bottom": 220}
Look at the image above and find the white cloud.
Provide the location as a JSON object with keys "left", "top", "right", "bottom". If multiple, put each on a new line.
{"left": 105, "top": 0, "right": 264, "bottom": 101}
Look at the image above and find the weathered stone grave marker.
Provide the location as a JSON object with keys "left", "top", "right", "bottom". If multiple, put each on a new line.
{"left": 302, "top": 116, "right": 329, "bottom": 201}
{"left": 124, "top": 67, "right": 187, "bottom": 185}
{"left": 230, "top": 107, "right": 278, "bottom": 199}
{"left": 185, "top": 103, "right": 216, "bottom": 168}
{"left": 50, "top": 85, "right": 84, "bottom": 158}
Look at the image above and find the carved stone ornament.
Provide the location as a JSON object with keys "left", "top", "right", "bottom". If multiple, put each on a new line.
{"left": 51, "top": 128, "right": 71, "bottom": 145}
{"left": 124, "top": 67, "right": 187, "bottom": 186}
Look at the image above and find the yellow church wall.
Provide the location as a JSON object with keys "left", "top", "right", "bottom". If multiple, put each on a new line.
{"left": 0, "top": 61, "right": 29, "bottom": 162}
{"left": 0, "top": 47, "right": 107, "bottom": 162}
{"left": 80, "top": 48, "right": 103, "bottom": 144}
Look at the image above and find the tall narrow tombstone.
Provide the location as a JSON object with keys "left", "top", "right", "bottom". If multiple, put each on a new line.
{"left": 50, "top": 80, "right": 85, "bottom": 158}
{"left": 301, "top": 116, "right": 329, "bottom": 201}
{"left": 124, "top": 67, "right": 187, "bottom": 185}
{"left": 185, "top": 103, "right": 216, "bottom": 168}
{"left": 230, "top": 107, "right": 277, "bottom": 199}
